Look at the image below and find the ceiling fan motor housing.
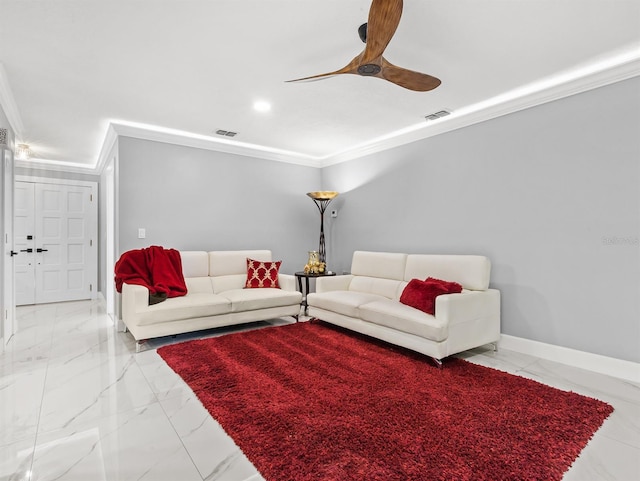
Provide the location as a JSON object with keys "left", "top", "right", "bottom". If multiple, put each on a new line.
{"left": 358, "top": 64, "right": 381, "bottom": 76}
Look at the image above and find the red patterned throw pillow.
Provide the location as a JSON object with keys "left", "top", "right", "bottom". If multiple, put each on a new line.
{"left": 245, "top": 258, "right": 282, "bottom": 288}
{"left": 400, "top": 277, "right": 462, "bottom": 315}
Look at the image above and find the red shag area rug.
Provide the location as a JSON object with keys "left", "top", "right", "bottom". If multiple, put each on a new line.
{"left": 158, "top": 321, "right": 613, "bottom": 481}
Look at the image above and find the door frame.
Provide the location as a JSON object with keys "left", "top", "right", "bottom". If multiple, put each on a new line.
{"left": 15, "top": 175, "right": 98, "bottom": 302}
{"left": 104, "top": 159, "right": 117, "bottom": 321}
{"left": 2, "top": 147, "right": 15, "bottom": 349}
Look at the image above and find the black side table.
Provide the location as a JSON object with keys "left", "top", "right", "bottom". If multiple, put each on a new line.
{"left": 295, "top": 271, "right": 337, "bottom": 315}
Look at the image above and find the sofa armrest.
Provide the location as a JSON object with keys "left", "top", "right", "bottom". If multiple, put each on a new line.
{"left": 435, "top": 289, "right": 501, "bottom": 326}
{"left": 316, "top": 275, "right": 354, "bottom": 293}
{"left": 122, "top": 283, "right": 149, "bottom": 326}
{"left": 278, "top": 274, "right": 297, "bottom": 291}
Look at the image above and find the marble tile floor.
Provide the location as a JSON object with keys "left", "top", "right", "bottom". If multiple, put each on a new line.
{"left": 0, "top": 299, "right": 638, "bottom": 481}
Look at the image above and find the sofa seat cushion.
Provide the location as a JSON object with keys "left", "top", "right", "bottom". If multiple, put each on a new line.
{"left": 359, "top": 299, "right": 448, "bottom": 342}
{"left": 136, "top": 293, "right": 231, "bottom": 326}
{"left": 221, "top": 288, "right": 302, "bottom": 312}
{"left": 307, "top": 291, "right": 388, "bottom": 318}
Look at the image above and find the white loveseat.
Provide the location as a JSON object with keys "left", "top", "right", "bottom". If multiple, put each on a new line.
{"left": 307, "top": 251, "right": 500, "bottom": 365}
{"left": 121, "top": 250, "right": 302, "bottom": 350}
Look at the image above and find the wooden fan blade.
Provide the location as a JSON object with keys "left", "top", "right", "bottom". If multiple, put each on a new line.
{"left": 380, "top": 58, "right": 441, "bottom": 92}
{"left": 286, "top": 54, "right": 361, "bottom": 83}
{"left": 361, "top": 0, "right": 403, "bottom": 64}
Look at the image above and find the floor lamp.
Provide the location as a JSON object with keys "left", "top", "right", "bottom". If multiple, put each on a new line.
{"left": 307, "top": 191, "right": 339, "bottom": 265}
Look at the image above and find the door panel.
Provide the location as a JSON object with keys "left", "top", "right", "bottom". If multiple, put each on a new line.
{"left": 35, "top": 183, "right": 92, "bottom": 303}
{"left": 14, "top": 182, "right": 35, "bottom": 305}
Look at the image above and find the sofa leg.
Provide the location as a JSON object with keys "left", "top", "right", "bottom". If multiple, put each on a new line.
{"left": 491, "top": 341, "right": 499, "bottom": 352}
{"left": 431, "top": 357, "right": 443, "bottom": 369}
{"left": 135, "top": 340, "right": 146, "bottom": 353}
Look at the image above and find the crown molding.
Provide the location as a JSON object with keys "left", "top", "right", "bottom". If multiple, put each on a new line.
{"left": 110, "top": 121, "right": 323, "bottom": 169}
{"left": 14, "top": 157, "right": 101, "bottom": 175}
{"left": 95, "top": 123, "right": 119, "bottom": 175}
{"left": 20, "top": 46, "right": 640, "bottom": 174}
{"left": 321, "top": 49, "right": 640, "bottom": 167}
{"left": 111, "top": 49, "right": 640, "bottom": 170}
{"left": 0, "top": 62, "right": 24, "bottom": 139}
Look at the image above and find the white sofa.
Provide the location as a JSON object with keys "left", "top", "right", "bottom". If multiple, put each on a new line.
{"left": 307, "top": 251, "right": 500, "bottom": 366}
{"left": 121, "top": 250, "right": 302, "bottom": 351}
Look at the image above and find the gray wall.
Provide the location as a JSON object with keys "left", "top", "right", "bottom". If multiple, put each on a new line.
{"left": 322, "top": 77, "right": 640, "bottom": 363}
{"left": 117, "top": 138, "right": 322, "bottom": 275}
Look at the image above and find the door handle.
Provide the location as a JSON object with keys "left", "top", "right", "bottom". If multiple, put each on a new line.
{"left": 37, "top": 248, "right": 48, "bottom": 253}
{"left": 20, "top": 248, "right": 33, "bottom": 253}
{"left": 10, "top": 251, "right": 19, "bottom": 256}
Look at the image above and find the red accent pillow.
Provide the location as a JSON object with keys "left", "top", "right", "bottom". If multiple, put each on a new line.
{"left": 245, "top": 258, "right": 282, "bottom": 288}
{"left": 400, "top": 278, "right": 462, "bottom": 315}
{"left": 424, "top": 277, "right": 463, "bottom": 293}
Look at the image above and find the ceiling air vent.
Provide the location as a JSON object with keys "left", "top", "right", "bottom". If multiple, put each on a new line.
{"left": 215, "top": 129, "right": 238, "bottom": 137}
{"left": 425, "top": 110, "right": 451, "bottom": 122}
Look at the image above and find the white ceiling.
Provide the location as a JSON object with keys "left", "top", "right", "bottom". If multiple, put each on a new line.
{"left": 1, "top": 0, "right": 639, "bottom": 172}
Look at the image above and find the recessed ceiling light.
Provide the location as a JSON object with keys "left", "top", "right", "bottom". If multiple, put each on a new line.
{"left": 253, "top": 100, "right": 271, "bottom": 113}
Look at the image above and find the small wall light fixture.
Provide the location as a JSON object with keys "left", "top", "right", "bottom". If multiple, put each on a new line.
{"left": 15, "top": 143, "right": 32, "bottom": 160}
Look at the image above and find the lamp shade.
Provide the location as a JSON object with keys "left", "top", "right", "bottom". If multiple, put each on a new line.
{"left": 307, "top": 191, "right": 339, "bottom": 201}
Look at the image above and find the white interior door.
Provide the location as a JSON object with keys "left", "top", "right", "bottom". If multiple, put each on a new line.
{"left": 36, "top": 183, "right": 93, "bottom": 303}
{"left": 14, "top": 182, "right": 35, "bottom": 305}
{"left": 15, "top": 179, "right": 97, "bottom": 305}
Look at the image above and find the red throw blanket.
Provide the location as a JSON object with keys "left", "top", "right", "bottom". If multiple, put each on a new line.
{"left": 114, "top": 246, "right": 187, "bottom": 302}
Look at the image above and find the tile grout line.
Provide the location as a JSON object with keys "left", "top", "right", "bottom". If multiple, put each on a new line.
{"left": 147, "top": 344, "right": 265, "bottom": 481}
{"left": 27, "top": 304, "right": 59, "bottom": 481}
{"left": 136, "top": 348, "right": 210, "bottom": 480}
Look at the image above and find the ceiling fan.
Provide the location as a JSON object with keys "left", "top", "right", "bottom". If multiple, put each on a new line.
{"left": 287, "top": 0, "right": 441, "bottom": 92}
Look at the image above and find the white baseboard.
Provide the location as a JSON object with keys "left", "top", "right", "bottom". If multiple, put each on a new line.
{"left": 500, "top": 334, "right": 640, "bottom": 384}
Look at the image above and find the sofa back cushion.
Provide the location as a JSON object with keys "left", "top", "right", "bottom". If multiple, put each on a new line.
{"left": 404, "top": 255, "right": 491, "bottom": 291}
{"left": 185, "top": 277, "right": 215, "bottom": 294}
{"left": 211, "top": 274, "right": 246, "bottom": 294}
{"left": 180, "top": 251, "right": 209, "bottom": 278}
{"left": 351, "top": 251, "right": 407, "bottom": 280}
{"left": 209, "top": 250, "right": 272, "bottom": 277}
{"left": 349, "top": 276, "right": 404, "bottom": 300}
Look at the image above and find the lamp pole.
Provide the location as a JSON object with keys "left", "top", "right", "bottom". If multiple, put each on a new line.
{"left": 307, "top": 191, "right": 339, "bottom": 265}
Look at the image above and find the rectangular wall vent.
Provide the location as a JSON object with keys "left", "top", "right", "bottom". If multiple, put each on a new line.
{"left": 425, "top": 110, "right": 451, "bottom": 122}
{"left": 215, "top": 129, "right": 237, "bottom": 137}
